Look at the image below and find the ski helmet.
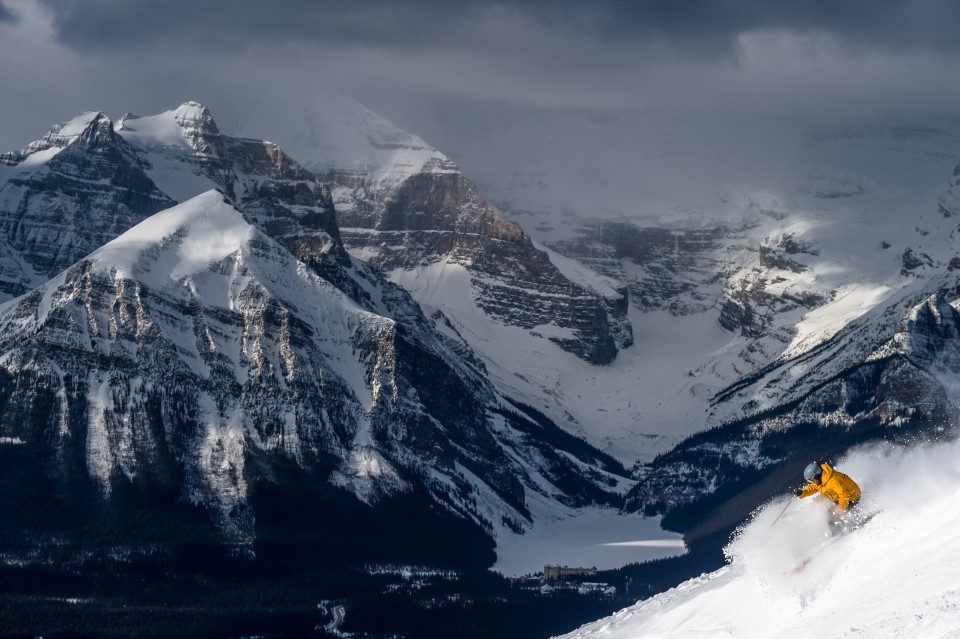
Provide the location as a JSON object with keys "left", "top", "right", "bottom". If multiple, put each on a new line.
{"left": 803, "top": 462, "right": 822, "bottom": 482}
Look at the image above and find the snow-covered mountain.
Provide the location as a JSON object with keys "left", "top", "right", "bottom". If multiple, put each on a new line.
{"left": 207, "top": 100, "right": 960, "bottom": 628}
{"left": 0, "top": 104, "right": 632, "bottom": 560}
{"left": 0, "top": 111, "right": 174, "bottom": 299}
{"left": 6, "top": 96, "right": 960, "bottom": 623}
{"left": 232, "top": 91, "right": 633, "bottom": 373}
{"left": 559, "top": 439, "right": 960, "bottom": 639}
{"left": 255, "top": 98, "right": 960, "bottom": 480}
{"left": 431, "top": 112, "right": 960, "bottom": 456}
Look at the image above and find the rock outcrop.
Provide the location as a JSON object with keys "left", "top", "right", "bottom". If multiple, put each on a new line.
{"left": 0, "top": 112, "right": 174, "bottom": 298}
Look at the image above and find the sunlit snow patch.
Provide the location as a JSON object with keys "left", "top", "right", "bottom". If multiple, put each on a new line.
{"left": 330, "top": 446, "right": 409, "bottom": 504}
{"left": 782, "top": 282, "right": 895, "bottom": 359}
{"left": 600, "top": 540, "right": 686, "bottom": 549}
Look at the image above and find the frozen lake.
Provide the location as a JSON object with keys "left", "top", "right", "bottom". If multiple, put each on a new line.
{"left": 493, "top": 507, "right": 685, "bottom": 576}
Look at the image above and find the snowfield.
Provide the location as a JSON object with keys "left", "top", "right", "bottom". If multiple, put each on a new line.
{"left": 558, "top": 438, "right": 960, "bottom": 639}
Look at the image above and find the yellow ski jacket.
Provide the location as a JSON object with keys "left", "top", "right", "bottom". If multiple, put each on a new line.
{"left": 798, "top": 463, "right": 861, "bottom": 510}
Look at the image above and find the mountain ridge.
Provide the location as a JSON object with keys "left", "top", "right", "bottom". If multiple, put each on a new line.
{"left": 0, "top": 103, "right": 634, "bottom": 567}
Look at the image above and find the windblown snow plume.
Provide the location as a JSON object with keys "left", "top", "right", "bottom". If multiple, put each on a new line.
{"left": 560, "top": 439, "right": 960, "bottom": 639}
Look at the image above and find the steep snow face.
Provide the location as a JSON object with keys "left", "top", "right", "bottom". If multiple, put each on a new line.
{"left": 230, "top": 90, "right": 458, "bottom": 185}
{"left": 118, "top": 102, "right": 222, "bottom": 158}
{"left": 560, "top": 439, "right": 960, "bottom": 639}
{"left": 85, "top": 190, "right": 253, "bottom": 284}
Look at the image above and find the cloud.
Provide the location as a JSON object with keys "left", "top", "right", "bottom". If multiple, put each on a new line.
{"left": 2, "top": 0, "right": 960, "bottom": 162}
{"left": 0, "top": 1, "right": 18, "bottom": 22}
{"left": 32, "top": 0, "right": 960, "bottom": 58}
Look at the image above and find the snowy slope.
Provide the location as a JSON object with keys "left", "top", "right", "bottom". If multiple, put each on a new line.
{"left": 474, "top": 118, "right": 960, "bottom": 459}
{"left": 232, "top": 97, "right": 960, "bottom": 464}
{"left": 231, "top": 91, "right": 638, "bottom": 416}
{"left": 114, "top": 104, "right": 220, "bottom": 201}
{"left": 391, "top": 260, "right": 728, "bottom": 463}
{"left": 230, "top": 90, "right": 458, "bottom": 186}
{"left": 559, "top": 439, "right": 960, "bottom": 639}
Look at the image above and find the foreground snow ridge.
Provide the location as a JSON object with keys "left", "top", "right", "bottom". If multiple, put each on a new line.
{"left": 559, "top": 440, "right": 960, "bottom": 639}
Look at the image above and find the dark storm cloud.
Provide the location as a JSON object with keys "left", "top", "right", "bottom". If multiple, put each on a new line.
{"left": 38, "top": 0, "right": 490, "bottom": 51}
{"left": 0, "top": 2, "right": 18, "bottom": 23}
{"left": 33, "top": 0, "right": 960, "bottom": 56}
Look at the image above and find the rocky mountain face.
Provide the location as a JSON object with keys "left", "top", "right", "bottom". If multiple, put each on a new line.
{"left": 0, "top": 106, "right": 630, "bottom": 564}
{"left": 624, "top": 282, "right": 960, "bottom": 544}
{"left": 118, "top": 102, "right": 349, "bottom": 266}
{"left": 0, "top": 112, "right": 175, "bottom": 299}
{"left": 328, "top": 167, "right": 631, "bottom": 364}
{"left": 236, "top": 93, "right": 632, "bottom": 366}
{"left": 545, "top": 221, "right": 729, "bottom": 317}
{"left": 544, "top": 211, "right": 837, "bottom": 359}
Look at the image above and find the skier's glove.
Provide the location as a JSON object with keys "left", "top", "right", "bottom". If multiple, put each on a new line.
{"left": 793, "top": 487, "right": 803, "bottom": 497}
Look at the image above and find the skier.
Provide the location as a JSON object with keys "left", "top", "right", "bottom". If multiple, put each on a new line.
{"left": 794, "top": 461, "right": 862, "bottom": 532}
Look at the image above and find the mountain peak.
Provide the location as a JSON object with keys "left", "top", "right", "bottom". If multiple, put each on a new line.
{"left": 232, "top": 90, "right": 455, "bottom": 181}
{"left": 114, "top": 102, "right": 222, "bottom": 157}
{"left": 173, "top": 101, "right": 219, "bottom": 135}
{"left": 171, "top": 101, "right": 220, "bottom": 155}
{"left": 2, "top": 111, "right": 114, "bottom": 162}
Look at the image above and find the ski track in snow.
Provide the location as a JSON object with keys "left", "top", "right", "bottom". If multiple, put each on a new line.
{"left": 558, "top": 439, "right": 960, "bottom": 639}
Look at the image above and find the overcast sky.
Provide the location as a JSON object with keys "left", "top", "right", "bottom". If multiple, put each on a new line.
{"left": 2, "top": 0, "right": 960, "bottom": 162}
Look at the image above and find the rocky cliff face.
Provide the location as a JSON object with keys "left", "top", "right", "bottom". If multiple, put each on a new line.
{"left": 624, "top": 284, "right": 960, "bottom": 541}
{"left": 322, "top": 165, "right": 631, "bottom": 365}
{"left": 0, "top": 112, "right": 175, "bottom": 299}
{"left": 544, "top": 214, "right": 835, "bottom": 346}
{"left": 0, "top": 106, "right": 631, "bottom": 562}
{"left": 118, "top": 102, "right": 348, "bottom": 265}
{"left": 546, "top": 222, "right": 728, "bottom": 316}
{"left": 234, "top": 93, "right": 632, "bottom": 366}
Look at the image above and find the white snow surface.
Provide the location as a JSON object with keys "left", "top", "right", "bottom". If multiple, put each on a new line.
{"left": 558, "top": 439, "right": 960, "bottom": 639}
{"left": 116, "top": 103, "right": 207, "bottom": 151}
{"left": 392, "top": 257, "right": 736, "bottom": 462}
{"left": 230, "top": 90, "right": 458, "bottom": 186}
{"left": 114, "top": 105, "right": 219, "bottom": 201}
{"left": 86, "top": 189, "right": 253, "bottom": 285}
